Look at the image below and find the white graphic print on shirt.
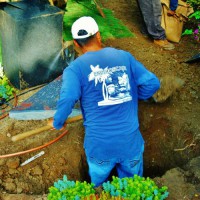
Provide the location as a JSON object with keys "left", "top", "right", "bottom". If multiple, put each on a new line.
{"left": 88, "top": 65, "right": 132, "bottom": 106}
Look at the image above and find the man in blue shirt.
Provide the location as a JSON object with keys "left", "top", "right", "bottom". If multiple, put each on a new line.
{"left": 49, "top": 16, "right": 160, "bottom": 187}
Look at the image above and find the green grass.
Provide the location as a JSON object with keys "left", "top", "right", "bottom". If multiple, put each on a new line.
{"left": 63, "top": 0, "right": 134, "bottom": 41}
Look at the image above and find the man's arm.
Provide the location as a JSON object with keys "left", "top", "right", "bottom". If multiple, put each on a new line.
{"left": 129, "top": 54, "right": 160, "bottom": 100}
{"left": 53, "top": 67, "right": 81, "bottom": 129}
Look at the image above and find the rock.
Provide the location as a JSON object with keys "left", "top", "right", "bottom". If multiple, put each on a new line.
{"left": 16, "top": 186, "right": 23, "bottom": 194}
{"left": 0, "top": 194, "right": 36, "bottom": 200}
{"left": 155, "top": 167, "right": 198, "bottom": 200}
{"left": 4, "top": 178, "right": 13, "bottom": 183}
{"left": 4, "top": 182, "right": 16, "bottom": 192}
{"left": 8, "top": 169, "right": 19, "bottom": 175}
{"left": 0, "top": 170, "right": 3, "bottom": 176}
{"left": 0, "top": 159, "right": 6, "bottom": 166}
{"left": 42, "top": 162, "right": 49, "bottom": 171}
{"left": 6, "top": 158, "right": 20, "bottom": 169}
{"left": 31, "top": 165, "right": 43, "bottom": 175}
{"left": 58, "top": 157, "right": 66, "bottom": 165}
{"left": 184, "top": 156, "right": 200, "bottom": 181}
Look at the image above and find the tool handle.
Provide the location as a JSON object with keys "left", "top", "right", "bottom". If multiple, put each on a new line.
{"left": 93, "top": 0, "right": 105, "bottom": 18}
{"left": 11, "top": 114, "right": 83, "bottom": 142}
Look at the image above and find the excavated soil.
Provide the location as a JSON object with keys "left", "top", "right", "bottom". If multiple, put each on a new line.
{"left": 0, "top": 0, "right": 200, "bottom": 199}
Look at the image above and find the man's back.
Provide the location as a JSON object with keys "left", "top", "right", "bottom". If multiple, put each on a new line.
{"left": 56, "top": 47, "right": 159, "bottom": 159}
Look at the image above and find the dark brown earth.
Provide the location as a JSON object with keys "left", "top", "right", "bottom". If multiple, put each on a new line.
{"left": 0, "top": 0, "right": 200, "bottom": 199}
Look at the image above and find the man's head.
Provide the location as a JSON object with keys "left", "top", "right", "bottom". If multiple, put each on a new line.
{"left": 71, "top": 16, "right": 101, "bottom": 49}
{"left": 71, "top": 16, "right": 99, "bottom": 39}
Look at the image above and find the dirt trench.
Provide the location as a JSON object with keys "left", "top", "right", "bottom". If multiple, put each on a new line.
{"left": 0, "top": 0, "right": 200, "bottom": 199}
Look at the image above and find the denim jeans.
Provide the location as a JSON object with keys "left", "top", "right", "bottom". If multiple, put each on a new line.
{"left": 170, "top": 0, "right": 178, "bottom": 11}
{"left": 86, "top": 145, "right": 144, "bottom": 187}
{"left": 137, "top": 0, "right": 166, "bottom": 40}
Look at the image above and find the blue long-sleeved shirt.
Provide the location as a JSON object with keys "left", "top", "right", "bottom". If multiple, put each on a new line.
{"left": 53, "top": 47, "right": 160, "bottom": 159}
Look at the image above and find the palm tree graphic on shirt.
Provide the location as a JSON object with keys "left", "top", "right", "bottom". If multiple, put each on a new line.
{"left": 88, "top": 64, "right": 132, "bottom": 106}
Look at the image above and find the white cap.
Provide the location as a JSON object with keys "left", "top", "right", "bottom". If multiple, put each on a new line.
{"left": 71, "top": 16, "right": 99, "bottom": 39}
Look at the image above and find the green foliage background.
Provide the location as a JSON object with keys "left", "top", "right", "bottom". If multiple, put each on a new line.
{"left": 63, "top": 0, "right": 134, "bottom": 41}
{"left": 187, "top": 0, "right": 200, "bottom": 11}
{"left": 47, "top": 175, "right": 169, "bottom": 200}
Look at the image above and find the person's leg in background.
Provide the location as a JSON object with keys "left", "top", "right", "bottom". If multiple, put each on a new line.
{"left": 170, "top": 0, "right": 178, "bottom": 11}
{"left": 135, "top": 0, "right": 149, "bottom": 37}
{"left": 168, "top": 0, "right": 178, "bottom": 15}
{"left": 137, "top": 0, "right": 175, "bottom": 50}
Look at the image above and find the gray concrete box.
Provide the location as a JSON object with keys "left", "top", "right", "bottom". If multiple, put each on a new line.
{"left": 0, "top": 1, "right": 66, "bottom": 89}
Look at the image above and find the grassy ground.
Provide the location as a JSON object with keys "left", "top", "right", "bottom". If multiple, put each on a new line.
{"left": 63, "top": 0, "right": 134, "bottom": 41}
